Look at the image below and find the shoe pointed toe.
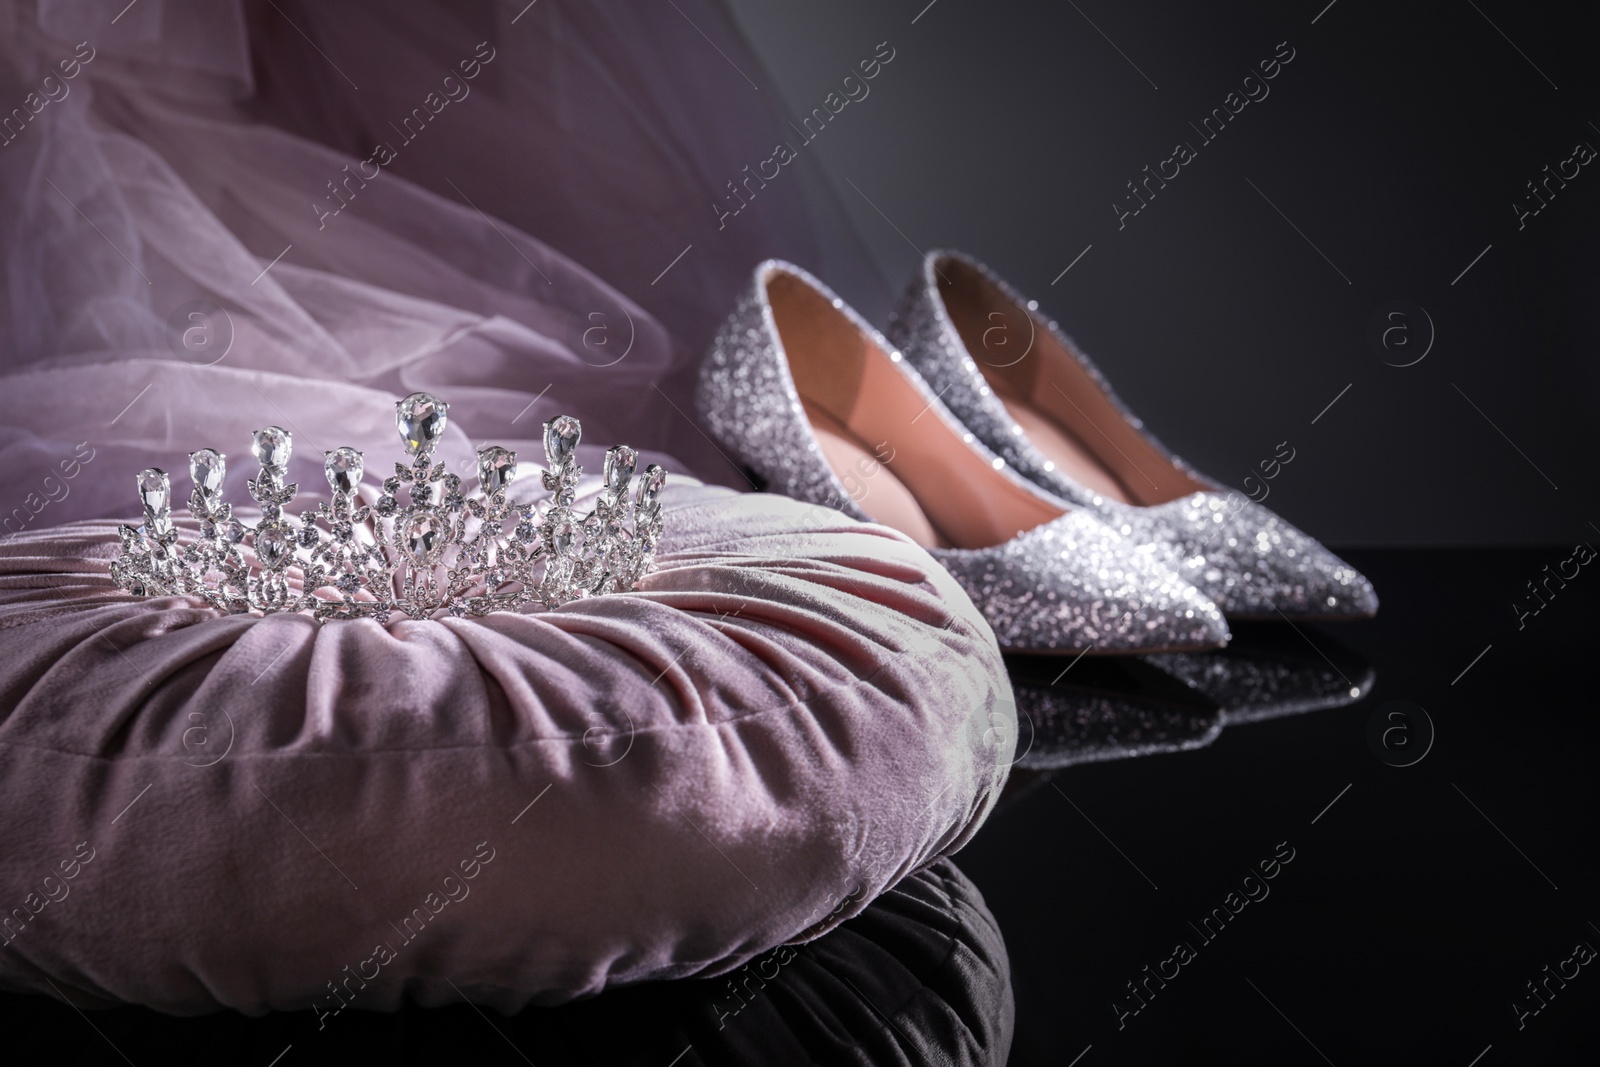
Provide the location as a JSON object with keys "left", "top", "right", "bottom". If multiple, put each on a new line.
{"left": 1291, "top": 538, "right": 1379, "bottom": 618}
{"left": 1138, "top": 494, "right": 1378, "bottom": 619}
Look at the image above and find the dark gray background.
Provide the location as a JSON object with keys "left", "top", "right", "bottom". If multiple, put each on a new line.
{"left": 724, "top": 0, "right": 1599, "bottom": 546}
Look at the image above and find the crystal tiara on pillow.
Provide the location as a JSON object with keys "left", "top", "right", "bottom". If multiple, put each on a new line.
{"left": 111, "top": 393, "right": 667, "bottom": 621}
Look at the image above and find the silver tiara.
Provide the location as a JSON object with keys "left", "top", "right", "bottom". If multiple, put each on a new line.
{"left": 110, "top": 392, "right": 667, "bottom": 621}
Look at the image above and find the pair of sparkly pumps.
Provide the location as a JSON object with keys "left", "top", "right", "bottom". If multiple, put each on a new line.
{"left": 696, "top": 252, "right": 1376, "bottom": 655}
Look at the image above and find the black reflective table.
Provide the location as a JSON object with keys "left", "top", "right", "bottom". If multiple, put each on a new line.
{"left": 962, "top": 547, "right": 1599, "bottom": 1066}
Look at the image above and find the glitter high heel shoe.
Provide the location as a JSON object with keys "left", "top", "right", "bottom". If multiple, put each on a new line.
{"left": 886, "top": 251, "right": 1378, "bottom": 620}
{"left": 695, "top": 260, "right": 1229, "bottom": 655}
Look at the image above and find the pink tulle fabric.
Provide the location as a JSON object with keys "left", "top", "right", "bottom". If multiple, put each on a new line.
{"left": 0, "top": 0, "right": 888, "bottom": 515}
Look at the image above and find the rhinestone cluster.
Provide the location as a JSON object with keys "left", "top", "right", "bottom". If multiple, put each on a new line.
{"left": 110, "top": 393, "right": 667, "bottom": 621}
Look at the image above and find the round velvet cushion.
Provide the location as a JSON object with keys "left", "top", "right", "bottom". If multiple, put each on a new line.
{"left": 0, "top": 483, "right": 1013, "bottom": 1014}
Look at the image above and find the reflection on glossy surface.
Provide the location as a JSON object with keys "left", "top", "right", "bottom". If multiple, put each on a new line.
{"left": 1003, "top": 623, "right": 1375, "bottom": 776}
{"left": 0, "top": 859, "right": 1011, "bottom": 1067}
{"left": 1148, "top": 621, "right": 1375, "bottom": 725}
{"left": 1006, "top": 655, "right": 1224, "bottom": 771}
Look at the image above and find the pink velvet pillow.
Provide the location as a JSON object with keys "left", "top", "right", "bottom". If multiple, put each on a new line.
{"left": 0, "top": 483, "right": 1012, "bottom": 1015}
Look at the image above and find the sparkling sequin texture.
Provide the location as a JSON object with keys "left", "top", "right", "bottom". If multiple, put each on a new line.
{"left": 696, "top": 260, "right": 1230, "bottom": 655}
{"left": 886, "top": 250, "right": 1378, "bottom": 619}
{"left": 933, "top": 510, "right": 1226, "bottom": 653}
{"left": 1104, "top": 492, "right": 1378, "bottom": 618}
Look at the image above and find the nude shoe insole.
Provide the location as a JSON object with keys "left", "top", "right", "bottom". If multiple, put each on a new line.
{"left": 770, "top": 268, "right": 1064, "bottom": 550}
{"left": 803, "top": 399, "right": 951, "bottom": 549}
{"left": 997, "top": 395, "right": 1134, "bottom": 504}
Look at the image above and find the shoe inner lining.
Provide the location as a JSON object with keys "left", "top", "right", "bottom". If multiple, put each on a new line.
{"left": 801, "top": 399, "right": 949, "bottom": 549}
{"left": 768, "top": 268, "right": 1062, "bottom": 550}
{"left": 935, "top": 258, "right": 1206, "bottom": 508}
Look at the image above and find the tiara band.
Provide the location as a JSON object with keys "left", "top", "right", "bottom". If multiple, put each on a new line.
{"left": 110, "top": 393, "right": 667, "bottom": 621}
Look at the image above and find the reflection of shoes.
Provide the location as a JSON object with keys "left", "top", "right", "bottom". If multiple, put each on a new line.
{"left": 1147, "top": 619, "right": 1376, "bottom": 725}
{"left": 1004, "top": 654, "right": 1223, "bottom": 771}
{"left": 886, "top": 251, "right": 1379, "bottom": 620}
{"left": 696, "top": 260, "right": 1230, "bottom": 655}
